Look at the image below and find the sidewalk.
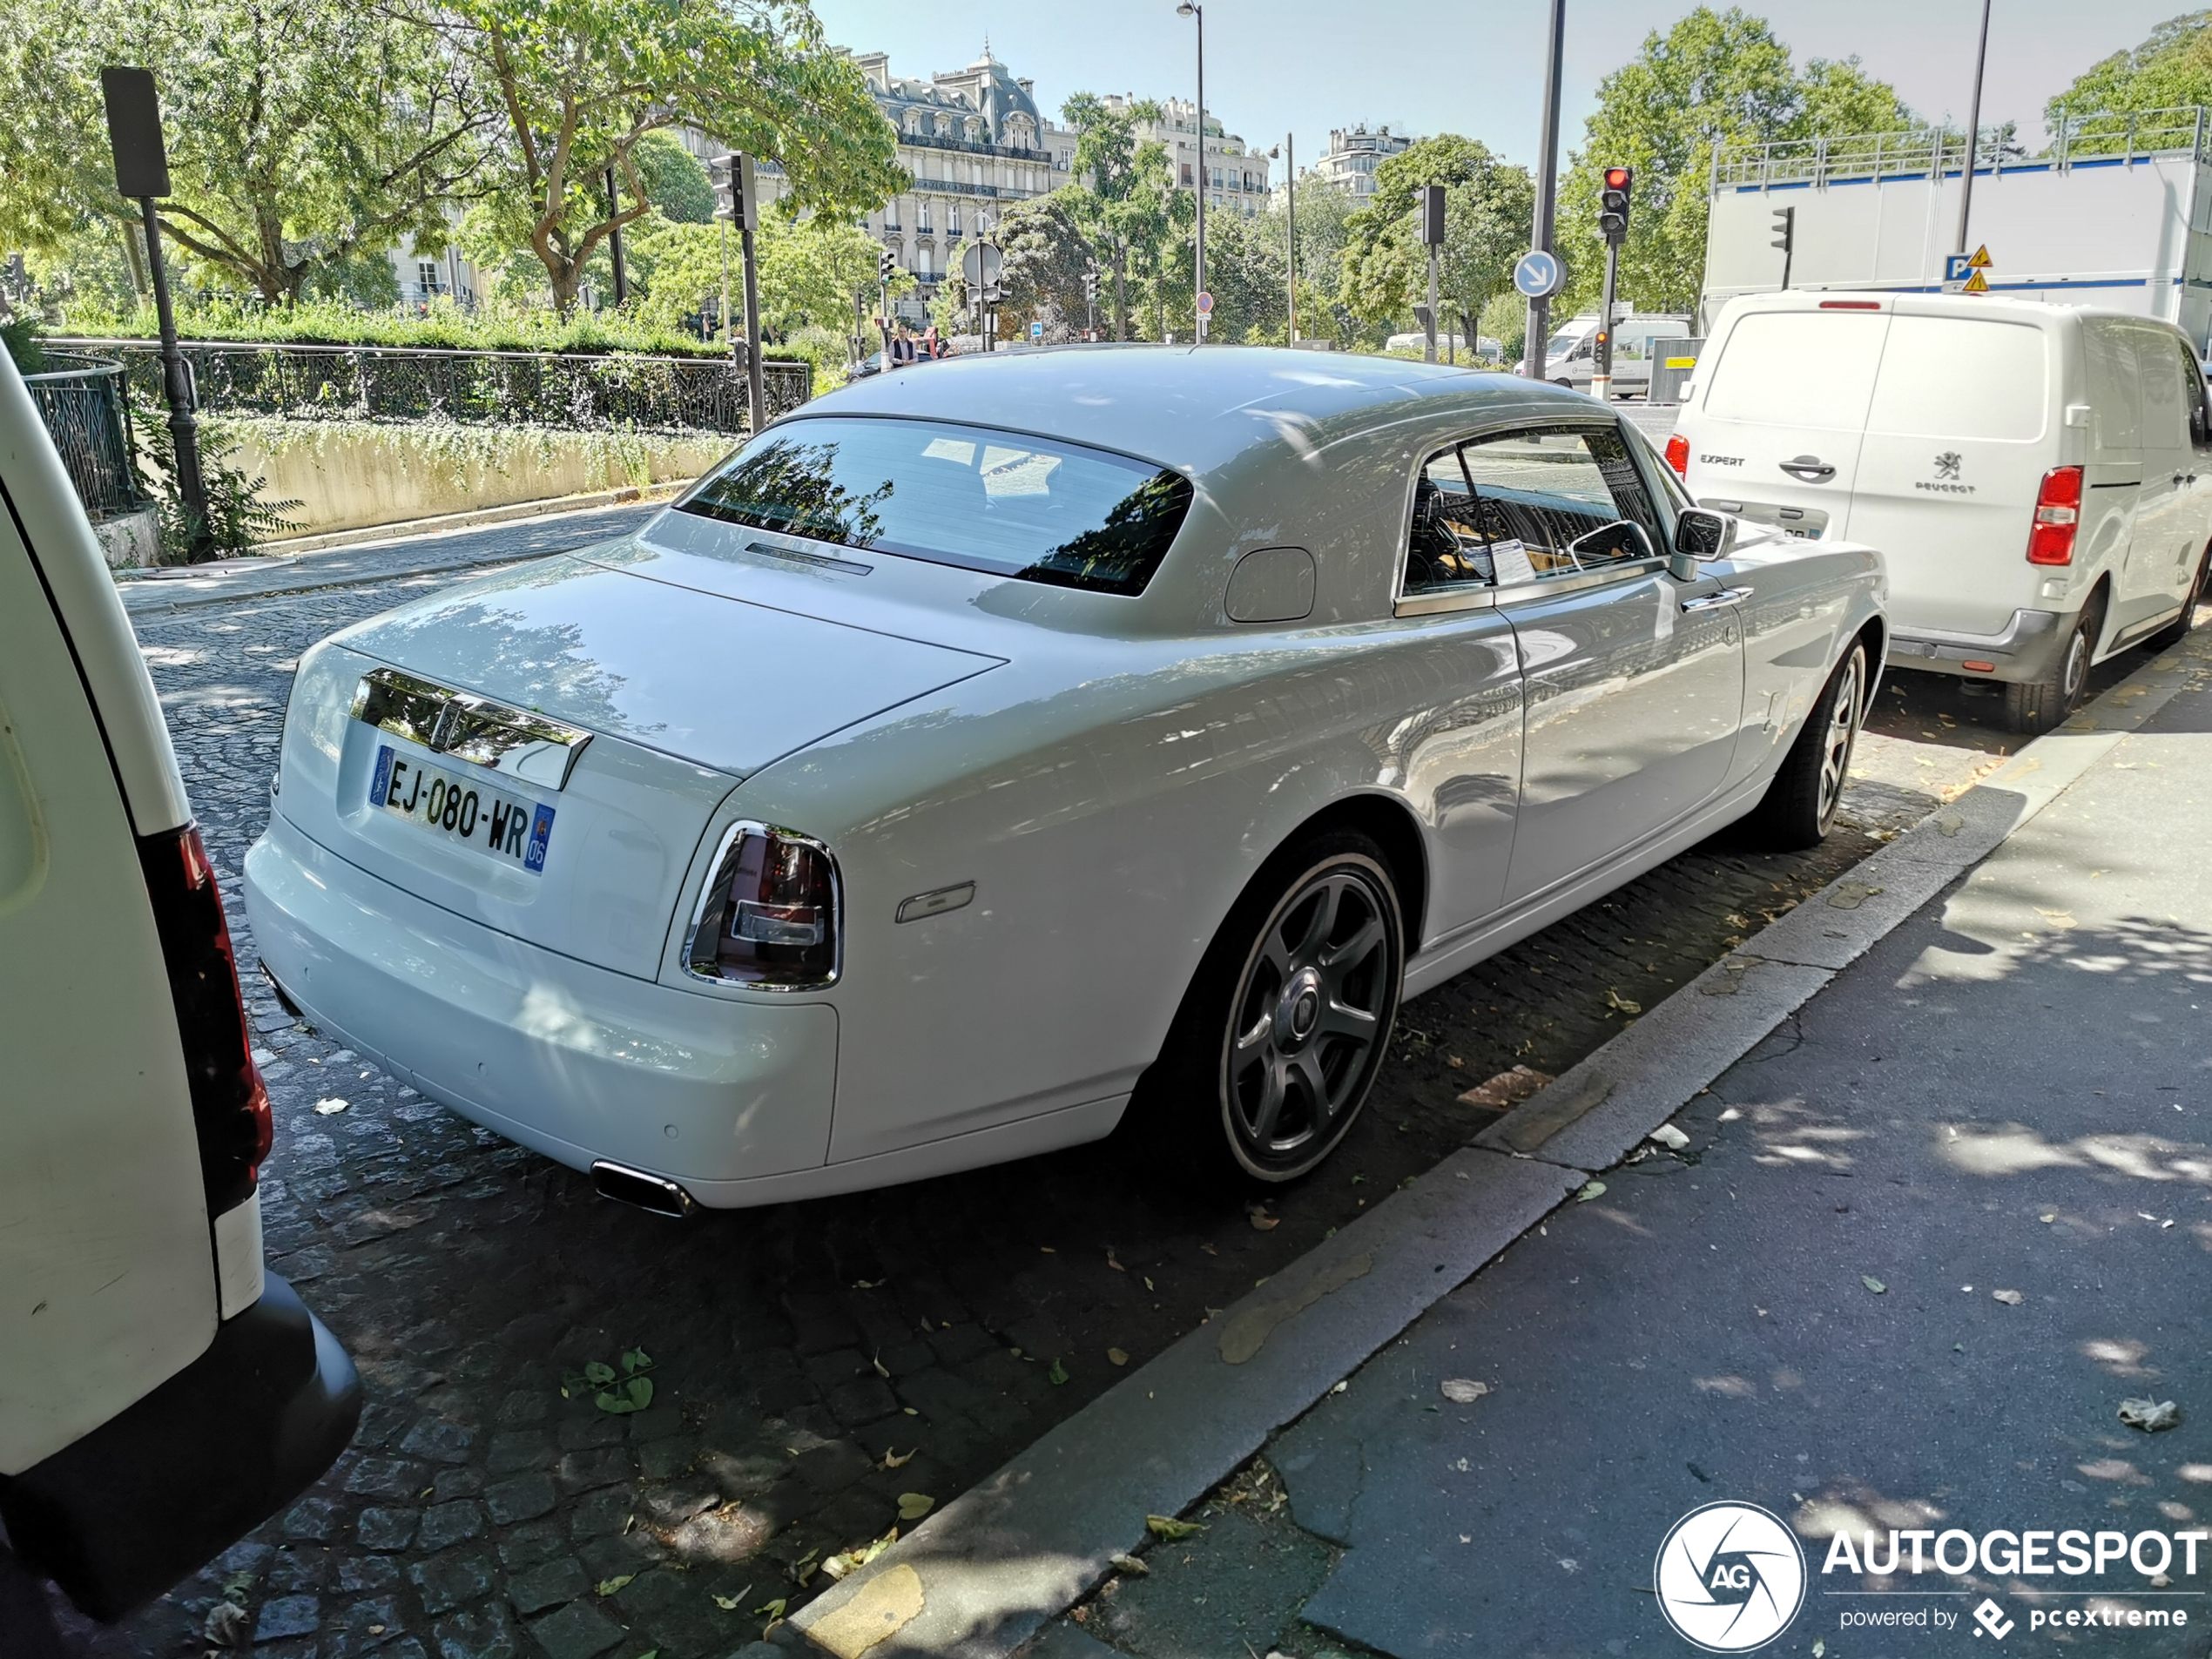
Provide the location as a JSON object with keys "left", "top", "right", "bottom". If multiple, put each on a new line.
{"left": 1042, "top": 632, "right": 2212, "bottom": 1657}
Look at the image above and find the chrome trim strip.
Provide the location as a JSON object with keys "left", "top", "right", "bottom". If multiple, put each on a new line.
{"left": 1680, "top": 586, "right": 1753, "bottom": 612}
{"left": 1396, "top": 556, "right": 1672, "bottom": 618}
{"left": 680, "top": 819, "right": 844, "bottom": 992}
{"left": 349, "top": 667, "right": 593, "bottom": 791}
{"left": 896, "top": 881, "right": 976, "bottom": 923}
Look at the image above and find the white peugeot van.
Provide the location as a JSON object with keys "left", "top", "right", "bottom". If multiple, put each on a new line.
{"left": 0, "top": 347, "right": 357, "bottom": 1619}
{"left": 1668, "top": 293, "right": 2212, "bottom": 731}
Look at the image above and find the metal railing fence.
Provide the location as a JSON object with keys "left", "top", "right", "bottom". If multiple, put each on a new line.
{"left": 22, "top": 353, "right": 150, "bottom": 522}
{"left": 1713, "top": 105, "right": 2212, "bottom": 191}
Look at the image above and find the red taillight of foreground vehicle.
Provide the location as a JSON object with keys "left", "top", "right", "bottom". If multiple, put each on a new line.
{"left": 2027, "top": 465, "right": 2084, "bottom": 565}
{"left": 1665, "top": 432, "right": 1689, "bottom": 475}
{"left": 138, "top": 823, "right": 272, "bottom": 1215}
{"left": 684, "top": 822, "right": 841, "bottom": 989}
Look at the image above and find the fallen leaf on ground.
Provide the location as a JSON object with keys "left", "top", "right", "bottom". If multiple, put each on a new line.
{"left": 1861, "top": 1276, "right": 1887, "bottom": 1294}
{"left": 2040, "top": 1214, "right": 2056, "bottom": 1224}
{"left": 1147, "top": 1514, "right": 1205, "bottom": 1541}
{"left": 872, "top": 1352, "right": 890, "bottom": 1379}
{"left": 711, "top": 1595, "right": 742, "bottom": 1610}
{"left": 204, "top": 1603, "right": 250, "bottom": 1649}
{"left": 1456, "top": 1065, "right": 1554, "bottom": 1110}
{"left": 1106, "top": 1247, "right": 1125, "bottom": 1271}
{"left": 1575, "top": 1181, "right": 1606, "bottom": 1203}
{"left": 313, "top": 1097, "right": 347, "bottom": 1115}
{"left": 897, "top": 1492, "right": 935, "bottom": 1520}
{"left": 1604, "top": 989, "right": 1642, "bottom": 1015}
{"left": 1109, "top": 1553, "right": 1149, "bottom": 1575}
{"left": 1245, "top": 1202, "right": 1279, "bottom": 1231}
{"left": 881, "top": 1447, "right": 914, "bottom": 1469}
{"left": 1992, "top": 1289, "right": 2024, "bottom": 1305}
{"left": 595, "top": 1575, "right": 634, "bottom": 1596}
{"left": 753, "top": 1598, "right": 786, "bottom": 1619}
{"left": 1649, "top": 1124, "right": 1690, "bottom": 1150}
{"left": 1048, "top": 1359, "right": 1070, "bottom": 1385}
{"left": 853, "top": 1278, "right": 884, "bottom": 1290}
{"left": 1440, "top": 1379, "right": 1490, "bottom": 1404}
{"left": 1108, "top": 1347, "right": 1129, "bottom": 1366}
{"left": 2121, "top": 1398, "right": 2182, "bottom": 1433}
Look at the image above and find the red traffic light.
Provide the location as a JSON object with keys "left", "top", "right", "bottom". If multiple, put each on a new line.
{"left": 1603, "top": 166, "right": 1633, "bottom": 190}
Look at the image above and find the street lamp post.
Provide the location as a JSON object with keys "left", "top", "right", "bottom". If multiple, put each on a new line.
{"left": 1271, "top": 135, "right": 1296, "bottom": 343}
{"left": 1955, "top": 0, "right": 1994, "bottom": 258}
{"left": 1523, "top": 0, "right": 1568, "bottom": 382}
{"left": 1177, "top": 0, "right": 1206, "bottom": 341}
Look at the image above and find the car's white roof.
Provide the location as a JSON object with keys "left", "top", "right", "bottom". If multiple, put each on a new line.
{"left": 781, "top": 345, "right": 1584, "bottom": 482}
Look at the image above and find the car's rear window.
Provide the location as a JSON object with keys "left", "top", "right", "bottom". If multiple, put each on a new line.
{"left": 677, "top": 416, "right": 1195, "bottom": 597}
{"left": 1703, "top": 311, "right": 1887, "bottom": 430}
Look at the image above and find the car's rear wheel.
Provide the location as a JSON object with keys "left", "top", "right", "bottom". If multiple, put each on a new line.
{"left": 1143, "top": 832, "right": 1404, "bottom": 1187}
{"left": 1743, "top": 639, "right": 1867, "bottom": 850}
{"left": 2005, "top": 597, "right": 2102, "bottom": 734}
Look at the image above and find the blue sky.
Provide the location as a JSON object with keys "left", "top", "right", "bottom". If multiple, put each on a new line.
{"left": 810, "top": 0, "right": 2187, "bottom": 171}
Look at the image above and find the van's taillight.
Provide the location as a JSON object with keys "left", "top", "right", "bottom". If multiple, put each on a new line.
{"left": 138, "top": 824, "right": 271, "bottom": 1215}
{"left": 684, "top": 823, "right": 840, "bottom": 988}
{"left": 2027, "top": 466, "right": 2083, "bottom": 565}
{"left": 1664, "top": 433, "right": 1689, "bottom": 475}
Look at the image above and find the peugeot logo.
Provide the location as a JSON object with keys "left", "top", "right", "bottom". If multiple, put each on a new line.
{"left": 1935, "top": 451, "right": 1963, "bottom": 481}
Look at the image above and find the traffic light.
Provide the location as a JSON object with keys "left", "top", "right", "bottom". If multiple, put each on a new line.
{"left": 1770, "top": 204, "right": 1796, "bottom": 288}
{"left": 709, "top": 153, "right": 757, "bottom": 232}
{"left": 878, "top": 247, "right": 897, "bottom": 282}
{"left": 1598, "top": 165, "right": 1633, "bottom": 244}
{"left": 1420, "top": 183, "right": 1447, "bottom": 247}
{"left": 1082, "top": 266, "right": 1100, "bottom": 300}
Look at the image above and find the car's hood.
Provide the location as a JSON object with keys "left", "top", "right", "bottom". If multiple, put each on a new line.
{"left": 333, "top": 553, "right": 1004, "bottom": 779}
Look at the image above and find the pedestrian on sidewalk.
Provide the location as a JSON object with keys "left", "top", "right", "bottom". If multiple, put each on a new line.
{"left": 922, "top": 322, "right": 942, "bottom": 361}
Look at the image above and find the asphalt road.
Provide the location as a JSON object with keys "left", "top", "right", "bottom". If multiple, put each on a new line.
{"left": 10, "top": 518, "right": 2130, "bottom": 1659}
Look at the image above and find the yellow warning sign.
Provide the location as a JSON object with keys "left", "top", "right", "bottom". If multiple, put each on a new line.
{"left": 1962, "top": 269, "right": 1991, "bottom": 293}
{"left": 1967, "top": 245, "right": 1993, "bottom": 269}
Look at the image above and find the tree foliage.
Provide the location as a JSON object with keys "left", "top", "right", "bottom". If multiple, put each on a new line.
{"left": 1554, "top": 7, "right": 1915, "bottom": 314}
{"left": 0, "top": 0, "right": 489, "bottom": 304}
{"left": 443, "top": 0, "right": 901, "bottom": 314}
{"left": 2049, "top": 12, "right": 2212, "bottom": 118}
{"left": 1338, "top": 135, "right": 1534, "bottom": 335}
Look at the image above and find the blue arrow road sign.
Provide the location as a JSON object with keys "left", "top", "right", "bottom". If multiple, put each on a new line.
{"left": 1514, "top": 250, "right": 1564, "bottom": 299}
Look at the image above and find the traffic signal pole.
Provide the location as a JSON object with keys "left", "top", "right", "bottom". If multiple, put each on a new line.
{"left": 1593, "top": 166, "right": 1632, "bottom": 402}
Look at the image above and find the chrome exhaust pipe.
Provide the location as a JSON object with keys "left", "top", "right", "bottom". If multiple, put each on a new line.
{"left": 590, "top": 1160, "right": 696, "bottom": 1218}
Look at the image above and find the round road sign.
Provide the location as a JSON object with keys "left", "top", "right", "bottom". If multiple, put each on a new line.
{"left": 1513, "top": 250, "right": 1564, "bottom": 299}
{"left": 1196, "top": 291, "right": 1215, "bottom": 315}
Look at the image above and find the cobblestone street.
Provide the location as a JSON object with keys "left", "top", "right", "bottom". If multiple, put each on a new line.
{"left": 19, "top": 528, "right": 2070, "bottom": 1659}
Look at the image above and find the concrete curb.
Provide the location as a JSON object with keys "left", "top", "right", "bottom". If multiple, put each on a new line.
{"left": 792, "top": 629, "right": 2209, "bottom": 1659}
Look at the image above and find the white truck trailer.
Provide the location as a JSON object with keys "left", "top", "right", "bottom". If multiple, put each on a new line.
{"left": 1701, "top": 107, "right": 2212, "bottom": 350}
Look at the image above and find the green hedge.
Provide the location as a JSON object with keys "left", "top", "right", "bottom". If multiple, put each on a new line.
{"left": 51, "top": 298, "right": 806, "bottom": 363}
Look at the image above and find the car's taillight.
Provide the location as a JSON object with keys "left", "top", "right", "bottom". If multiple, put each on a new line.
{"left": 138, "top": 824, "right": 272, "bottom": 1215}
{"left": 2027, "top": 465, "right": 2083, "bottom": 565}
{"left": 684, "top": 822, "right": 840, "bottom": 988}
{"left": 1665, "top": 433, "right": 1689, "bottom": 475}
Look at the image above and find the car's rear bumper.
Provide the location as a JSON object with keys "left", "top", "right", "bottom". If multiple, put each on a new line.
{"left": 240, "top": 809, "right": 839, "bottom": 1193}
{"left": 0, "top": 1274, "right": 357, "bottom": 1622}
{"left": 1888, "top": 606, "right": 2066, "bottom": 682}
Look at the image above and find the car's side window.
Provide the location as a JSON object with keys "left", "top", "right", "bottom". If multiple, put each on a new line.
{"left": 1454, "top": 426, "right": 1662, "bottom": 581}
{"left": 1404, "top": 448, "right": 1496, "bottom": 595}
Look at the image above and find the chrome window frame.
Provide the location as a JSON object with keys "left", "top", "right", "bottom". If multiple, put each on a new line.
{"left": 348, "top": 666, "right": 593, "bottom": 791}
{"left": 680, "top": 819, "right": 845, "bottom": 993}
{"left": 1393, "top": 419, "right": 1670, "bottom": 619}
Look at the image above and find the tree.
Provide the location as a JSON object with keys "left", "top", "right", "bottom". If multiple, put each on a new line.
{"left": 2048, "top": 12, "right": 2212, "bottom": 120}
{"left": 1059, "top": 93, "right": 1180, "bottom": 340}
{"left": 1337, "top": 135, "right": 1534, "bottom": 336}
{"left": 0, "top": 0, "right": 490, "bottom": 305}
{"left": 626, "top": 207, "right": 901, "bottom": 345}
{"left": 632, "top": 132, "right": 717, "bottom": 225}
{"left": 446, "top": 0, "right": 901, "bottom": 314}
{"left": 1553, "top": 8, "right": 1914, "bottom": 315}
{"left": 996, "top": 192, "right": 1095, "bottom": 340}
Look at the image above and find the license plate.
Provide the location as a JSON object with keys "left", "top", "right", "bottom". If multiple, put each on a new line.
{"left": 370, "top": 745, "right": 555, "bottom": 873}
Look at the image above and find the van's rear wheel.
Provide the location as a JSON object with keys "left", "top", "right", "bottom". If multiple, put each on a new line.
{"left": 2147, "top": 544, "right": 2209, "bottom": 652}
{"left": 2005, "top": 599, "right": 2102, "bottom": 734}
{"left": 1142, "top": 832, "right": 1404, "bottom": 1188}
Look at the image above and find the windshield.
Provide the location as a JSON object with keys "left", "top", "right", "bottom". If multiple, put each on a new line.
{"left": 677, "top": 416, "right": 1195, "bottom": 597}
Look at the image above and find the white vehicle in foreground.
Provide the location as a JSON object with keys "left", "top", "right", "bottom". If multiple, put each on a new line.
{"left": 243, "top": 348, "right": 1885, "bottom": 1212}
{"left": 1669, "top": 292, "right": 2212, "bottom": 732}
{"left": 0, "top": 350, "right": 358, "bottom": 1618}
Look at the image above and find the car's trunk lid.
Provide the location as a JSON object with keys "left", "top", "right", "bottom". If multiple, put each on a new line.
{"left": 277, "top": 556, "right": 1001, "bottom": 979}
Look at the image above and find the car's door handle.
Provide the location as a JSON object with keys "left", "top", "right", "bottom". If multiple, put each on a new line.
{"left": 1779, "top": 456, "right": 1836, "bottom": 482}
{"left": 1680, "top": 587, "right": 1753, "bottom": 613}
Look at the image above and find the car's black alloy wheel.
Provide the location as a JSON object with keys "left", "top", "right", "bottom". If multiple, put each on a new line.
{"left": 1744, "top": 638, "right": 1868, "bottom": 851}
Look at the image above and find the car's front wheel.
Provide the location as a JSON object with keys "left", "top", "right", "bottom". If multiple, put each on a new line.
{"left": 1144, "top": 832, "right": 1405, "bottom": 1187}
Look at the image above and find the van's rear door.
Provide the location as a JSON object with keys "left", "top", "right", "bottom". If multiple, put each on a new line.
{"left": 1685, "top": 305, "right": 1888, "bottom": 543}
{"left": 1848, "top": 308, "right": 2057, "bottom": 637}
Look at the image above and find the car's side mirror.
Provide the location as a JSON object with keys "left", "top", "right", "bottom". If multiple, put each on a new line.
{"left": 1670, "top": 508, "right": 1736, "bottom": 579}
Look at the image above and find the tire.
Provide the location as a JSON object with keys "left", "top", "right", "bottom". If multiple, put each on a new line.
{"left": 1140, "top": 832, "right": 1405, "bottom": 1188}
{"left": 2146, "top": 545, "right": 2209, "bottom": 652}
{"left": 1742, "top": 639, "right": 1868, "bottom": 851}
{"left": 2004, "top": 597, "right": 2102, "bottom": 734}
